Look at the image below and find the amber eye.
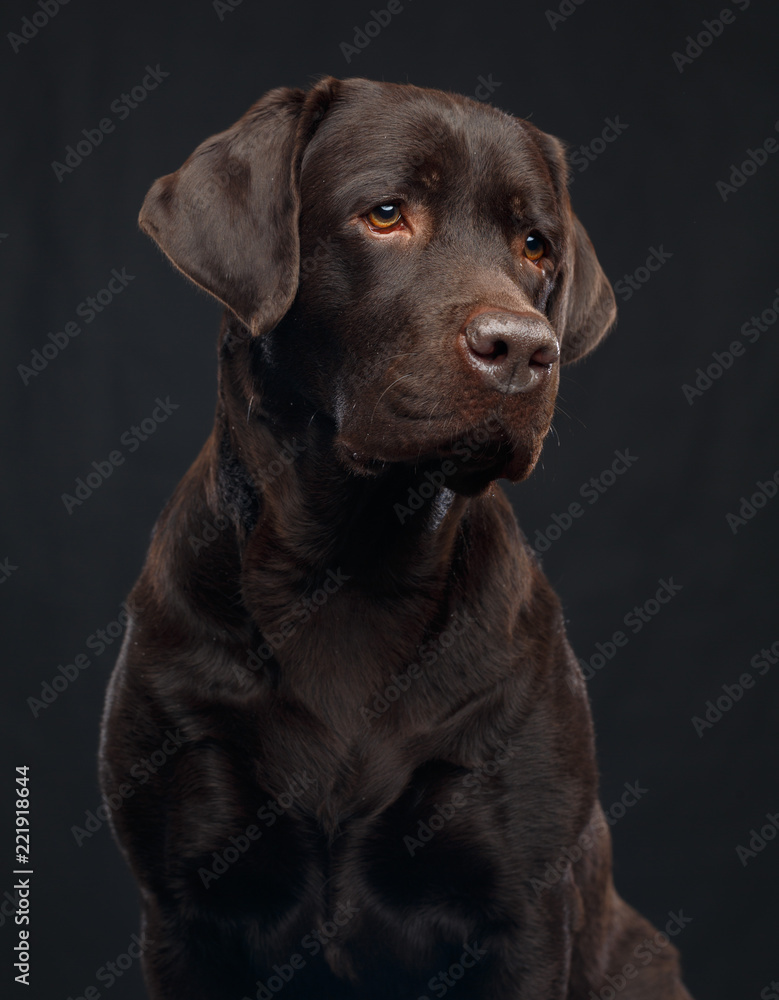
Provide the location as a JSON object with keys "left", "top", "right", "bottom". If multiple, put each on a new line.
{"left": 525, "top": 233, "right": 545, "bottom": 262}
{"left": 367, "top": 204, "right": 402, "bottom": 229}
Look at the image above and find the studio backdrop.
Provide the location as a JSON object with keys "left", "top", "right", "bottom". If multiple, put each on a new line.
{"left": 1, "top": 0, "right": 777, "bottom": 997}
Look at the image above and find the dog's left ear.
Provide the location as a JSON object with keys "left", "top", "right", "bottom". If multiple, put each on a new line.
{"left": 138, "top": 78, "right": 339, "bottom": 336}
{"left": 533, "top": 131, "right": 617, "bottom": 365}
{"left": 556, "top": 213, "right": 618, "bottom": 365}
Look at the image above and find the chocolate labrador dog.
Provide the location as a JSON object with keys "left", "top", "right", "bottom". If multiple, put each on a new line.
{"left": 100, "top": 77, "right": 692, "bottom": 999}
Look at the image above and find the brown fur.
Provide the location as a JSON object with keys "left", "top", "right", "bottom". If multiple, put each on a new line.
{"left": 99, "top": 76, "right": 692, "bottom": 999}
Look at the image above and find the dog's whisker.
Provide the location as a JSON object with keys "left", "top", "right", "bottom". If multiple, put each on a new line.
{"left": 367, "top": 373, "right": 417, "bottom": 430}
{"left": 424, "top": 398, "right": 443, "bottom": 429}
{"left": 554, "top": 399, "right": 586, "bottom": 430}
{"left": 382, "top": 351, "right": 421, "bottom": 363}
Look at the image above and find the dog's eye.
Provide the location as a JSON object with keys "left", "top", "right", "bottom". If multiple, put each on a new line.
{"left": 367, "top": 204, "right": 402, "bottom": 230}
{"left": 524, "top": 233, "right": 546, "bottom": 262}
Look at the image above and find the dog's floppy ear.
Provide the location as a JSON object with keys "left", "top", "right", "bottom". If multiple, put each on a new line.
{"left": 555, "top": 213, "right": 618, "bottom": 365}
{"left": 138, "top": 80, "right": 338, "bottom": 336}
{"left": 534, "top": 131, "right": 617, "bottom": 365}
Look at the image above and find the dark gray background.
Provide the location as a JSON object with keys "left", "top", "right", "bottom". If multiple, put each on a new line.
{"left": 1, "top": 0, "right": 778, "bottom": 997}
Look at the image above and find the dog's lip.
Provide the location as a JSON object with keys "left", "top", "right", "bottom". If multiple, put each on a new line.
{"left": 384, "top": 399, "right": 458, "bottom": 423}
{"left": 335, "top": 421, "right": 516, "bottom": 471}
{"left": 336, "top": 437, "right": 530, "bottom": 494}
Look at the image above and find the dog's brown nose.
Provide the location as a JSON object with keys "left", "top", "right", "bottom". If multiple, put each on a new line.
{"left": 463, "top": 311, "right": 559, "bottom": 394}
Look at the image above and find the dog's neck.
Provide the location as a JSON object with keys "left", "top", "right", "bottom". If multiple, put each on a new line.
{"left": 208, "top": 319, "right": 526, "bottom": 635}
{"left": 219, "top": 347, "right": 465, "bottom": 572}
{"left": 138, "top": 315, "right": 539, "bottom": 701}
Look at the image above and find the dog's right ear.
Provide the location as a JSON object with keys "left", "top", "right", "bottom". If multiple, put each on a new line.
{"left": 138, "top": 79, "right": 339, "bottom": 336}
{"left": 531, "top": 129, "right": 617, "bottom": 365}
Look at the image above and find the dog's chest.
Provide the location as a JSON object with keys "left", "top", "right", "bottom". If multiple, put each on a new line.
{"left": 256, "top": 650, "right": 432, "bottom": 826}
{"left": 246, "top": 600, "right": 500, "bottom": 829}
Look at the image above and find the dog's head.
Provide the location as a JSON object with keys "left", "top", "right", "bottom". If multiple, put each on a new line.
{"left": 139, "top": 77, "right": 615, "bottom": 488}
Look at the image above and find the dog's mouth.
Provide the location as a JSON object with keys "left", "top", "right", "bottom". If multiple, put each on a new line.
{"left": 330, "top": 360, "right": 558, "bottom": 489}
{"left": 335, "top": 416, "right": 542, "bottom": 489}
